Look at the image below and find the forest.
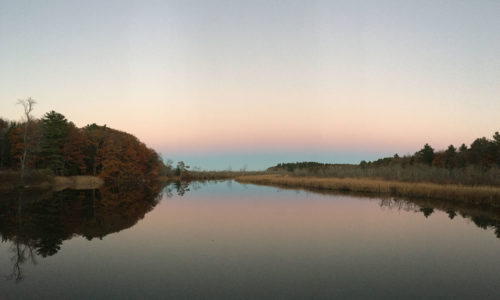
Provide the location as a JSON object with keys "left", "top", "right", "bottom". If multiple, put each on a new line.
{"left": 0, "top": 101, "right": 162, "bottom": 186}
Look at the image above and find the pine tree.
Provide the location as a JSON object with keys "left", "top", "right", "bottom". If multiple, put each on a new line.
{"left": 40, "top": 111, "right": 69, "bottom": 174}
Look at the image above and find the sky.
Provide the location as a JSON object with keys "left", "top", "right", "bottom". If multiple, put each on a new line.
{"left": 1, "top": 0, "right": 499, "bottom": 170}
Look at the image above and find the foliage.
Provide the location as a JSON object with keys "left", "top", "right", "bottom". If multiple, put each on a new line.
{"left": 1, "top": 111, "right": 164, "bottom": 185}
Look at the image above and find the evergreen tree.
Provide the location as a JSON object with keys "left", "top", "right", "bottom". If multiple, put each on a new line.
{"left": 41, "top": 111, "right": 69, "bottom": 174}
{"left": 0, "top": 118, "right": 9, "bottom": 168}
{"left": 444, "top": 145, "right": 457, "bottom": 169}
{"left": 469, "top": 137, "right": 495, "bottom": 169}
{"left": 416, "top": 143, "right": 434, "bottom": 166}
{"left": 493, "top": 132, "right": 500, "bottom": 167}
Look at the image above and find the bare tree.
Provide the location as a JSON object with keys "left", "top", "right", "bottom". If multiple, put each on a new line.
{"left": 17, "top": 97, "right": 36, "bottom": 183}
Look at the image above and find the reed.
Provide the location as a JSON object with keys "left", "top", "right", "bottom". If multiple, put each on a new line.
{"left": 235, "top": 174, "right": 500, "bottom": 206}
{"left": 53, "top": 176, "right": 104, "bottom": 190}
{"left": 269, "top": 165, "right": 500, "bottom": 186}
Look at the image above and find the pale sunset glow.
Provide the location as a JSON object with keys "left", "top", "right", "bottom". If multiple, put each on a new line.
{"left": 1, "top": 0, "right": 499, "bottom": 169}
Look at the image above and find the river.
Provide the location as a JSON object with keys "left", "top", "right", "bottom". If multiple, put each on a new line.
{"left": 1, "top": 180, "right": 500, "bottom": 299}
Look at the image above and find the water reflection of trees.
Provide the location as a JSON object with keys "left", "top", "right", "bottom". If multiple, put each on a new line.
{"left": 0, "top": 183, "right": 162, "bottom": 282}
{"left": 164, "top": 181, "right": 500, "bottom": 241}
{"left": 162, "top": 180, "right": 225, "bottom": 198}
{"left": 7, "top": 238, "right": 37, "bottom": 283}
{"left": 263, "top": 185, "right": 500, "bottom": 240}
{"left": 379, "top": 197, "right": 500, "bottom": 238}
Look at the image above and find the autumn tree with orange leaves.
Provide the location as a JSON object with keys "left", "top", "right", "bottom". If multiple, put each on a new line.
{"left": 2, "top": 107, "right": 163, "bottom": 184}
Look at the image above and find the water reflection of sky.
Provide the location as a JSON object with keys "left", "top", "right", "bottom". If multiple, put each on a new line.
{"left": 2, "top": 181, "right": 500, "bottom": 299}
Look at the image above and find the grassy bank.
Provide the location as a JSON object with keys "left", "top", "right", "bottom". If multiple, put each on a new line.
{"left": 0, "top": 170, "right": 103, "bottom": 190}
{"left": 235, "top": 174, "right": 500, "bottom": 206}
{"left": 52, "top": 176, "right": 104, "bottom": 190}
{"left": 268, "top": 164, "right": 500, "bottom": 186}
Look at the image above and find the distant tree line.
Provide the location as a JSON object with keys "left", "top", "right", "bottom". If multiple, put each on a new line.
{"left": 361, "top": 132, "right": 500, "bottom": 170}
{"left": 1, "top": 106, "right": 162, "bottom": 184}
{"left": 267, "top": 132, "right": 500, "bottom": 186}
{"left": 268, "top": 162, "right": 340, "bottom": 172}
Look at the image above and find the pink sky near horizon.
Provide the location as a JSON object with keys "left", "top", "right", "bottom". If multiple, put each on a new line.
{"left": 0, "top": 82, "right": 495, "bottom": 157}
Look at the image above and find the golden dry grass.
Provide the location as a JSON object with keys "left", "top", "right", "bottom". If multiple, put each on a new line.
{"left": 53, "top": 176, "right": 104, "bottom": 190}
{"left": 235, "top": 174, "right": 500, "bottom": 206}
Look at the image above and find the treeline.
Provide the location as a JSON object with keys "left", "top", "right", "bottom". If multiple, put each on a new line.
{"left": 363, "top": 132, "right": 500, "bottom": 170}
{"left": 268, "top": 162, "right": 339, "bottom": 172}
{"left": 0, "top": 110, "right": 162, "bottom": 184}
{"left": 267, "top": 132, "right": 500, "bottom": 186}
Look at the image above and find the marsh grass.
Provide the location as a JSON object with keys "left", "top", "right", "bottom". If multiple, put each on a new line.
{"left": 236, "top": 174, "right": 500, "bottom": 206}
{"left": 269, "top": 165, "right": 500, "bottom": 186}
{"left": 53, "top": 176, "right": 104, "bottom": 190}
{"left": 0, "top": 170, "right": 103, "bottom": 190}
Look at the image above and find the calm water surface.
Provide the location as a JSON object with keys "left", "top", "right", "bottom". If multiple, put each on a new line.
{"left": 1, "top": 180, "right": 500, "bottom": 299}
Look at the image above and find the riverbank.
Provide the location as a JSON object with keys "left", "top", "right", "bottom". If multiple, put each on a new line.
{"left": 0, "top": 171, "right": 103, "bottom": 190}
{"left": 235, "top": 174, "right": 500, "bottom": 206}
{"left": 52, "top": 176, "right": 104, "bottom": 190}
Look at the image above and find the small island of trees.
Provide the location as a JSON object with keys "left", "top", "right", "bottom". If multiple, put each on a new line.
{"left": 0, "top": 98, "right": 162, "bottom": 187}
